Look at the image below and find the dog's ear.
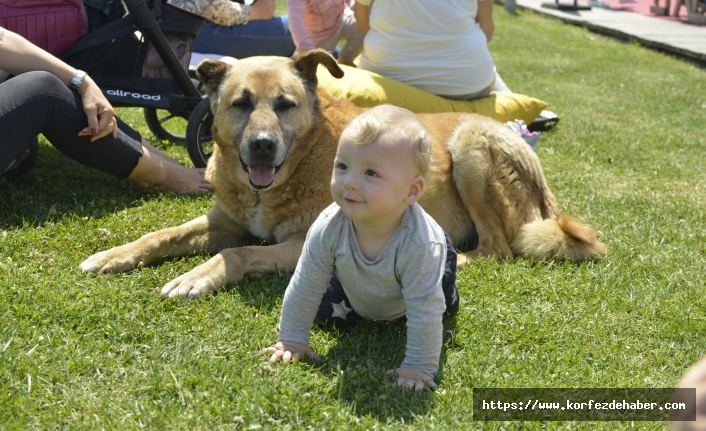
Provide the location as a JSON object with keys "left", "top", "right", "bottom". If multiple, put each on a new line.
{"left": 196, "top": 59, "right": 229, "bottom": 97}
{"left": 293, "top": 49, "right": 344, "bottom": 94}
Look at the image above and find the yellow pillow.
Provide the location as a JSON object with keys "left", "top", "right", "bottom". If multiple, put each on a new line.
{"left": 317, "top": 64, "right": 548, "bottom": 124}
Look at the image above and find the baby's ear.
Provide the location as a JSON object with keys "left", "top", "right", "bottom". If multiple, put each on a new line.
{"left": 405, "top": 175, "right": 425, "bottom": 205}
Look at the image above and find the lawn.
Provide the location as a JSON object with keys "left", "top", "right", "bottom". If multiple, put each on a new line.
{"left": 2, "top": 4, "right": 706, "bottom": 430}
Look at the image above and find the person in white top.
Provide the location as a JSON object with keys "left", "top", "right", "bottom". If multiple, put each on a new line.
{"left": 261, "top": 105, "right": 459, "bottom": 391}
{"left": 353, "top": 0, "right": 560, "bottom": 133}
{"left": 354, "top": 0, "right": 510, "bottom": 100}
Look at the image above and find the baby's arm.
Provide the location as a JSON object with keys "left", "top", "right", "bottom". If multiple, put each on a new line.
{"left": 287, "top": 0, "right": 317, "bottom": 55}
{"left": 265, "top": 265, "right": 330, "bottom": 364}
{"left": 354, "top": 1, "right": 370, "bottom": 32}
{"left": 261, "top": 207, "right": 338, "bottom": 364}
{"left": 395, "top": 243, "right": 448, "bottom": 390}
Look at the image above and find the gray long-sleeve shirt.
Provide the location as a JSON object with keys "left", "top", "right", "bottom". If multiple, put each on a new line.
{"left": 278, "top": 202, "right": 448, "bottom": 376}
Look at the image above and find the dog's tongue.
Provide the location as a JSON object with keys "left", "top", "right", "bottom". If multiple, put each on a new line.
{"left": 248, "top": 163, "right": 275, "bottom": 186}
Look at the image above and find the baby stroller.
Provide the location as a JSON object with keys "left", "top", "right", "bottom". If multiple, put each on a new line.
{"left": 61, "top": 0, "right": 215, "bottom": 168}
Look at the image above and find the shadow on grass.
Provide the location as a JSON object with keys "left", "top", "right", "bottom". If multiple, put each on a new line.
{"left": 78, "top": 239, "right": 293, "bottom": 312}
{"left": 0, "top": 145, "right": 206, "bottom": 229}
{"left": 221, "top": 270, "right": 292, "bottom": 311}
{"left": 307, "top": 316, "right": 458, "bottom": 424}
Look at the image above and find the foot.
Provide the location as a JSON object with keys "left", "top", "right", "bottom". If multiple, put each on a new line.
{"left": 128, "top": 139, "right": 213, "bottom": 194}
{"left": 165, "top": 165, "right": 212, "bottom": 194}
{"left": 528, "top": 110, "right": 560, "bottom": 132}
{"left": 141, "top": 138, "right": 183, "bottom": 167}
{"left": 131, "top": 164, "right": 212, "bottom": 194}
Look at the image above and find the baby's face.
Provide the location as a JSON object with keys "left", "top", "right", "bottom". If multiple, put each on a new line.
{"left": 330, "top": 132, "right": 419, "bottom": 226}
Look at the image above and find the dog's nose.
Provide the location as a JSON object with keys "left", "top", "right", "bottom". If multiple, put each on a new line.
{"left": 249, "top": 138, "right": 277, "bottom": 159}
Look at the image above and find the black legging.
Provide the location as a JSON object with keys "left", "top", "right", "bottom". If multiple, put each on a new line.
{"left": 0, "top": 71, "right": 142, "bottom": 179}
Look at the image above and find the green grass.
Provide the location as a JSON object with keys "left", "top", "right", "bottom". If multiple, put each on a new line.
{"left": 2, "top": 6, "right": 706, "bottom": 430}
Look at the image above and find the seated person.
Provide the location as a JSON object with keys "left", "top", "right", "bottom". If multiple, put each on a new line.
{"left": 353, "top": 0, "right": 556, "bottom": 128}
{"left": 0, "top": 27, "right": 211, "bottom": 193}
{"left": 354, "top": 0, "right": 508, "bottom": 100}
{"left": 287, "top": 0, "right": 365, "bottom": 67}
{"left": 169, "top": 0, "right": 296, "bottom": 58}
{"left": 262, "top": 105, "right": 459, "bottom": 391}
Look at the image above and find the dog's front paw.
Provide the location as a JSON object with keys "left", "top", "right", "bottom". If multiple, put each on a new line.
{"left": 160, "top": 260, "right": 226, "bottom": 299}
{"left": 80, "top": 248, "right": 144, "bottom": 274}
{"left": 456, "top": 253, "right": 469, "bottom": 266}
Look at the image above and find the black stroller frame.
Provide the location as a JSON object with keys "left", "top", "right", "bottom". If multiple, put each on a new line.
{"left": 62, "top": 0, "right": 214, "bottom": 168}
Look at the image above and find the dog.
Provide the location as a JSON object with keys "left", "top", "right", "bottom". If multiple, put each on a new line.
{"left": 80, "top": 49, "right": 606, "bottom": 299}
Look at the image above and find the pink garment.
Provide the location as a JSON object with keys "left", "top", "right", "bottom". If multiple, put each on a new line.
{"left": 142, "top": 33, "right": 193, "bottom": 79}
{"left": 287, "top": 0, "right": 353, "bottom": 53}
{"left": 0, "top": 0, "right": 88, "bottom": 56}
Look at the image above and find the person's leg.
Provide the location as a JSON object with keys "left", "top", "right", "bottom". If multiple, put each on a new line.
{"left": 0, "top": 71, "right": 211, "bottom": 193}
{"left": 336, "top": 14, "right": 366, "bottom": 65}
{"left": 314, "top": 16, "right": 364, "bottom": 66}
{"left": 126, "top": 137, "right": 212, "bottom": 193}
{"left": 0, "top": 71, "right": 141, "bottom": 178}
{"left": 315, "top": 275, "right": 364, "bottom": 327}
{"left": 314, "top": 27, "right": 343, "bottom": 55}
{"left": 0, "top": 78, "right": 36, "bottom": 174}
{"left": 441, "top": 231, "right": 460, "bottom": 317}
{"left": 193, "top": 17, "right": 296, "bottom": 58}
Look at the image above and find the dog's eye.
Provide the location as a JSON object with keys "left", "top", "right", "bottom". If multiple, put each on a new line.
{"left": 275, "top": 101, "right": 296, "bottom": 112}
{"left": 232, "top": 98, "right": 252, "bottom": 110}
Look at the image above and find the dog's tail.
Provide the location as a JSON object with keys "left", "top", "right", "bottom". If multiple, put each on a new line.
{"left": 510, "top": 215, "right": 607, "bottom": 261}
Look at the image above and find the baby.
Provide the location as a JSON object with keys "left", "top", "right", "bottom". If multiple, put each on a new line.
{"left": 261, "top": 104, "right": 459, "bottom": 391}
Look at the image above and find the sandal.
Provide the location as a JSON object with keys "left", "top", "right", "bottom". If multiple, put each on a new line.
{"left": 528, "top": 110, "right": 560, "bottom": 132}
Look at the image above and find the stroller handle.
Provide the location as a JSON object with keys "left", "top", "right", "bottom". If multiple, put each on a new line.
{"left": 123, "top": 0, "right": 201, "bottom": 99}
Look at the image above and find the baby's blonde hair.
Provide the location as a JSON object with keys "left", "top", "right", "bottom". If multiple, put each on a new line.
{"left": 344, "top": 104, "right": 432, "bottom": 179}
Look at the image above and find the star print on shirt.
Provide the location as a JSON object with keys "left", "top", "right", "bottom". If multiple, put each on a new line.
{"left": 331, "top": 300, "right": 353, "bottom": 320}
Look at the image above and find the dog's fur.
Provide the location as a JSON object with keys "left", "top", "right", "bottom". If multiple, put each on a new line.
{"left": 80, "top": 50, "right": 606, "bottom": 298}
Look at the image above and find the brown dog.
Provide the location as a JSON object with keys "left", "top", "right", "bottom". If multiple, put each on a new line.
{"left": 80, "top": 50, "right": 606, "bottom": 299}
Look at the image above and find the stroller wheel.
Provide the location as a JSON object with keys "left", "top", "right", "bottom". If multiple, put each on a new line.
{"left": 144, "top": 107, "right": 187, "bottom": 144}
{"left": 185, "top": 97, "right": 214, "bottom": 169}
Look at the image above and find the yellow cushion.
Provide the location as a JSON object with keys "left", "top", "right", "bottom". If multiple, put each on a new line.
{"left": 317, "top": 64, "right": 548, "bottom": 124}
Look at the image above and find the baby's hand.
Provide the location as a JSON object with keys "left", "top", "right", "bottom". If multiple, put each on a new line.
{"left": 260, "top": 341, "right": 319, "bottom": 364}
{"left": 387, "top": 367, "right": 437, "bottom": 391}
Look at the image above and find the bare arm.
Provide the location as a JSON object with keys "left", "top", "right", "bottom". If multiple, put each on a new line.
{"left": 288, "top": 0, "right": 316, "bottom": 54}
{"left": 0, "top": 27, "right": 77, "bottom": 84}
{"left": 248, "top": 0, "right": 275, "bottom": 21}
{"left": 476, "top": 0, "right": 495, "bottom": 43}
{"left": 0, "top": 27, "right": 117, "bottom": 140}
{"left": 354, "top": 2, "right": 370, "bottom": 33}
